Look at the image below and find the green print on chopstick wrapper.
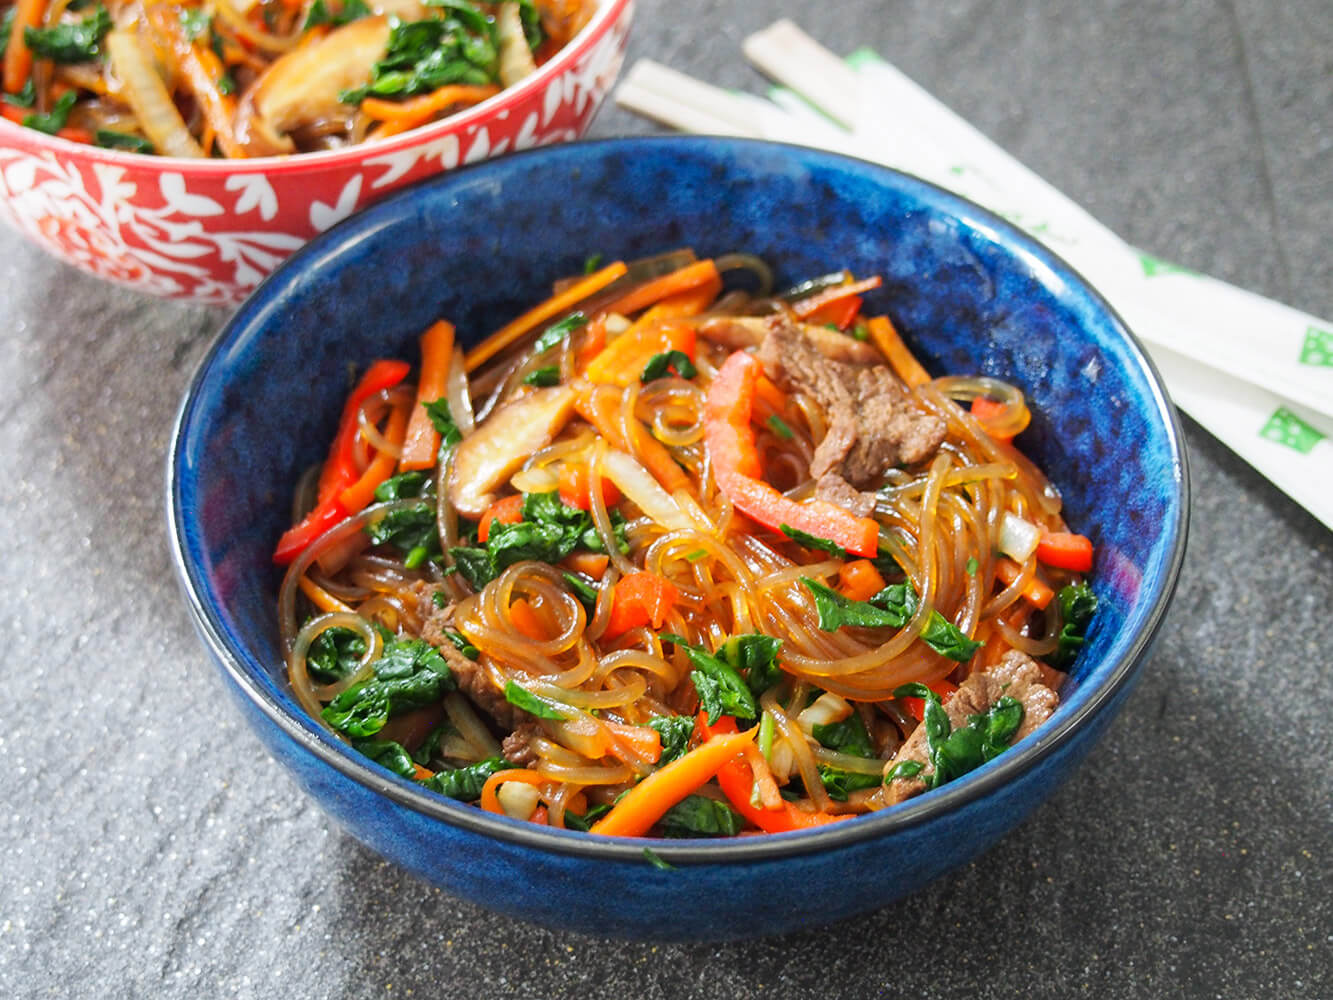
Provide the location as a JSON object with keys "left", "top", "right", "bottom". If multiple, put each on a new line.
{"left": 1137, "top": 254, "right": 1197, "bottom": 279}
{"left": 1298, "top": 326, "right": 1333, "bottom": 368}
{"left": 1259, "top": 408, "right": 1326, "bottom": 454}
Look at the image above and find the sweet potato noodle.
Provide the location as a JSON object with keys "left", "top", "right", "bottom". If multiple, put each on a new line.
{"left": 0, "top": 0, "right": 595, "bottom": 156}
{"left": 274, "top": 249, "right": 1099, "bottom": 838}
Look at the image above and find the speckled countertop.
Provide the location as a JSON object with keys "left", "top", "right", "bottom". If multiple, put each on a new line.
{"left": 1, "top": 1, "right": 1329, "bottom": 997}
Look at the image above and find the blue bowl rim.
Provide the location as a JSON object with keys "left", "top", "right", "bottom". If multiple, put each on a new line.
{"left": 166, "top": 135, "right": 1190, "bottom": 866}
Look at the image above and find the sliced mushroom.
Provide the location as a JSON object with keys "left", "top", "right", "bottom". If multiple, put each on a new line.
{"left": 699, "top": 315, "right": 884, "bottom": 364}
{"left": 232, "top": 16, "right": 391, "bottom": 156}
{"left": 448, "top": 386, "right": 577, "bottom": 517}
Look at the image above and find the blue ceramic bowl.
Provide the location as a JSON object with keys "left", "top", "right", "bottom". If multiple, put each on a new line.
{"left": 168, "top": 137, "right": 1188, "bottom": 941}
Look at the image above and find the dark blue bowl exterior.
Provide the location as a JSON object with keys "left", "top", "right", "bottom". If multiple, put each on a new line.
{"left": 170, "top": 137, "right": 1187, "bottom": 940}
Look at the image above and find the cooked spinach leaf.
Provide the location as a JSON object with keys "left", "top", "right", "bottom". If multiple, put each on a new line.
{"left": 562, "top": 802, "right": 611, "bottom": 832}
{"left": 420, "top": 756, "right": 506, "bottom": 801}
{"left": 801, "top": 578, "right": 981, "bottom": 663}
{"left": 503, "top": 680, "right": 570, "bottom": 720}
{"left": 366, "top": 502, "right": 441, "bottom": 568}
{"left": 647, "top": 714, "right": 694, "bottom": 765}
{"left": 94, "top": 129, "right": 153, "bottom": 153}
{"left": 888, "top": 683, "right": 1024, "bottom": 789}
{"left": 1049, "top": 582, "right": 1098, "bottom": 669}
{"left": 442, "top": 629, "right": 479, "bottom": 661}
{"left": 450, "top": 491, "right": 626, "bottom": 590}
{"left": 22, "top": 91, "right": 76, "bottom": 135}
{"left": 640, "top": 350, "right": 697, "bottom": 382}
{"left": 522, "top": 365, "right": 561, "bottom": 387}
{"left": 716, "top": 633, "right": 783, "bottom": 698}
{"left": 561, "top": 570, "right": 600, "bottom": 611}
{"left": 303, "top": 0, "right": 371, "bottom": 29}
{"left": 24, "top": 3, "right": 110, "bottom": 62}
{"left": 812, "top": 711, "right": 874, "bottom": 759}
{"left": 306, "top": 626, "right": 367, "bottom": 682}
{"left": 818, "top": 765, "right": 881, "bottom": 801}
{"left": 642, "top": 848, "right": 675, "bottom": 870}
{"left": 532, "top": 312, "right": 586, "bottom": 354}
{"left": 423, "top": 398, "right": 463, "bottom": 459}
{"left": 353, "top": 738, "right": 417, "bottom": 779}
{"left": 781, "top": 524, "right": 848, "bottom": 558}
{"left": 340, "top": 7, "right": 498, "bottom": 103}
{"left": 321, "top": 639, "right": 455, "bottom": 737}
{"left": 374, "top": 470, "right": 434, "bottom": 502}
{"left": 659, "top": 794, "right": 744, "bottom": 838}
{"left": 411, "top": 723, "right": 454, "bottom": 766}
{"left": 178, "top": 6, "right": 210, "bottom": 40}
{"left": 663, "top": 633, "right": 757, "bottom": 724}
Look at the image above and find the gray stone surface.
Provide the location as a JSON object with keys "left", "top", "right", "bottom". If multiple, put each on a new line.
{"left": 1, "top": 1, "right": 1329, "bottom": 997}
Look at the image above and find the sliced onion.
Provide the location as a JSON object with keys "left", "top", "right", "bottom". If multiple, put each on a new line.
{"left": 999, "top": 511, "right": 1041, "bottom": 562}
{"left": 600, "top": 448, "right": 694, "bottom": 532}
{"left": 446, "top": 344, "right": 476, "bottom": 435}
{"left": 105, "top": 30, "right": 205, "bottom": 158}
{"left": 510, "top": 463, "right": 561, "bottom": 494}
{"left": 796, "top": 692, "right": 852, "bottom": 732}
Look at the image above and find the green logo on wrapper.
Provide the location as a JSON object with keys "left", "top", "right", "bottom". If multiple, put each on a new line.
{"left": 1259, "top": 407, "right": 1326, "bottom": 454}
{"left": 1298, "top": 326, "right": 1333, "bottom": 367}
{"left": 1138, "top": 253, "right": 1197, "bottom": 278}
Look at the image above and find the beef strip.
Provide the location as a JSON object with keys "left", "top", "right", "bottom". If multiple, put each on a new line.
{"left": 882, "top": 650, "right": 1059, "bottom": 805}
{"left": 755, "top": 317, "right": 946, "bottom": 488}
{"left": 501, "top": 722, "right": 543, "bottom": 766}
{"left": 413, "top": 582, "right": 522, "bottom": 731}
{"left": 814, "top": 472, "right": 879, "bottom": 519}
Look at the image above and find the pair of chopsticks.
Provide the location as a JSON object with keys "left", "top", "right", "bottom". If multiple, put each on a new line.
{"left": 616, "top": 20, "right": 1333, "bottom": 532}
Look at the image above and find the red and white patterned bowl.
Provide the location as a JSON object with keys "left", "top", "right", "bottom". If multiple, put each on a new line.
{"left": 0, "top": 0, "right": 633, "bottom": 304}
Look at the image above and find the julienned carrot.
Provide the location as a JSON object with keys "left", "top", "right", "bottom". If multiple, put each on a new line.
{"left": 399, "top": 319, "right": 456, "bottom": 471}
{"left": 838, "top": 560, "right": 886, "bottom": 603}
{"left": 557, "top": 462, "right": 621, "bottom": 511}
{"left": 480, "top": 768, "right": 545, "bottom": 815}
{"left": 865, "top": 315, "right": 931, "bottom": 388}
{"left": 589, "top": 728, "right": 756, "bottom": 837}
{"left": 970, "top": 396, "right": 1015, "bottom": 443}
{"left": 574, "top": 383, "right": 691, "bottom": 496}
{"left": 338, "top": 399, "right": 410, "bottom": 513}
{"left": 150, "top": 5, "right": 245, "bottom": 158}
{"left": 1, "top": 103, "right": 92, "bottom": 143}
{"left": 362, "top": 83, "right": 499, "bottom": 134}
{"left": 584, "top": 280, "right": 716, "bottom": 386}
{"left": 704, "top": 352, "right": 880, "bottom": 557}
{"left": 465, "top": 261, "right": 628, "bottom": 372}
{"left": 596, "top": 259, "right": 720, "bottom": 321}
{"left": 561, "top": 551, "right": 609, "bottom": 578}
{"left": 699, "top": 715, "right": 847, "bottom": 832}
{"left": 1036, "top": 531, "right": 1094, "bottom": 573}
{"left": 805, "top": 293, "right": 863, "bottom": 330}
{"left": 791, "top": 275, "right": 882, "bottom": 319}
{"left": 584, "top": 316, "right": 695, "bottom": 387}
{"left": 508, "top": 598, "right": 548, "bottom": 641}
{"left": 298, "top": 575, "right": 354, "bottom": 614}
{"left": 995, "top": 557, "right": 1054, "bottom": 610}
{"left": 601, "top": 571, "right": 680, "bottom": 639}
{"left": 3, "top": 0, "right": 46, "bottom": 95}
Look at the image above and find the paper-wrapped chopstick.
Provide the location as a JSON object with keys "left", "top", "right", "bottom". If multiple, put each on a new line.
{"left": 615, "top": 24, "right": 1333, "bottom": 532}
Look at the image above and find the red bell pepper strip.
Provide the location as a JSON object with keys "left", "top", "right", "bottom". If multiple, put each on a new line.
{"left": 898, "top": 678, "right": 959, "bottom": 723}
{"left": 704, "top": 351, "right": 880, "bottom": 557}
{"left": 273, "top": 359, "right": 411, "bottom": 564}
{"left": 697, "top": 714, "right": 848, "bottom": 833}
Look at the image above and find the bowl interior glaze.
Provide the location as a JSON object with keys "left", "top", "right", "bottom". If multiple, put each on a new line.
{"left": 171, "top": 137, "right": 1187, "bottom": 867}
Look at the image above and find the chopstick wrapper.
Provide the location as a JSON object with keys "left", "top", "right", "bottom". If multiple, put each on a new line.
{"left": 616, "top": 23, "right": 1333, "bottom": 532}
